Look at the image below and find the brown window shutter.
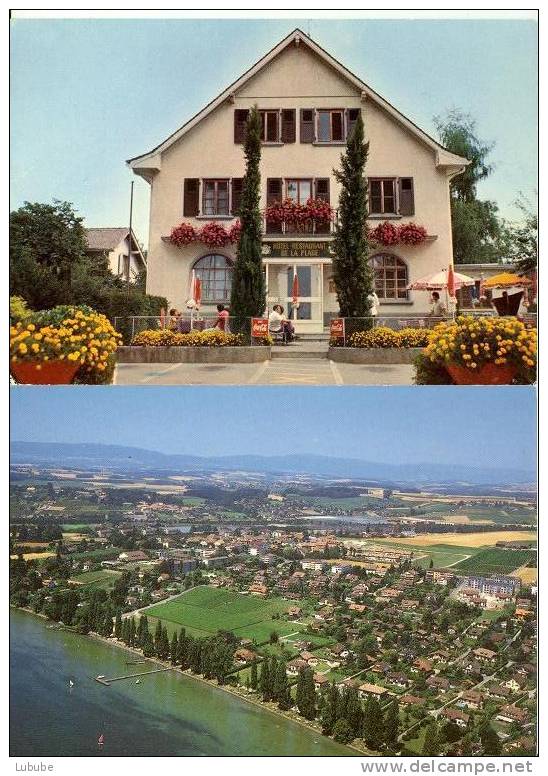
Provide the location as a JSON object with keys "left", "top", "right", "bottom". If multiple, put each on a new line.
{"left": 266, "top": 178, "right": 283, "bottom": 205}
{"left": 347, "top": 108, "right": 360, "bottom": 140}
{"left": 314, "top": 178, "right": 330, "bottom": 203}
{"left": 183, "top": 179, "right": 200, "bottom": 217}
{"left": 234, "top": 109, "right": 249, "bottom": 143}
{"left": 300, "top": 109, "right": 315, "bottom": 143}
{"left": 281, "top": 109, "right": 296, "bottom": 143}
{"left": 398, "top": 177, "right": 415, "bottom": 216}
{"left": 231, "top": 178, "right": 243, "bottom": 216}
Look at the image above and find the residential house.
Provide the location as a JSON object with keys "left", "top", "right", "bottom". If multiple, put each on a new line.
{"left": 85, "top": 227, "right": 146, "bottom": 281}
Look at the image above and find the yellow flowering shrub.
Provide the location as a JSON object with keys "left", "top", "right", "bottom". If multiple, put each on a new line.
{"left": 424, "top": 316, "right": 537, "bottom": 375}
{"left": 10, "top": 305, "right": 122, "bottom": 383}
{"left": 131, "top": 328, "right": 245, "bottom": 347}
{"left": 346, "top": 327, "right": 430, "bottom": 349}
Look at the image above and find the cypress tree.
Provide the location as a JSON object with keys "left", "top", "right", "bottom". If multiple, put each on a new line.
{"left": 250, "top": 659, "right": 258, "bottom": 690}
{"left": 363, "top": 697, "right": 384, "bottom": 751}
{"left": 128, "top": 617, "right": 136, "bottom": 647}
{"left": 229, "top": 105, "right": 266, "bottom": 333}
{"left": 422, "top": 722, "right": 439, "bottom": 756}
{"left": 320, "top": 682, "right": 339, "bottom": 735}
{"left": 296, "top": 668, "right": 316, "bottom": 721}
{"left": 170, "top": 631, "right": 179, "bottom": 664}
{"left": 274, "top": 661, "right": 291, "bottom": 710}
{"left": 259, "top": 659, "right": 271, "bottom": 702}
{"left": 114, "top": 612, "right": 122, "bottom": 639}
{"left": 332, "top": 111, "right": 373, "bottom": 323}
{"left": 154, "top": 619, "right": 163, "bottom": 655}
{"left": 384, "top": 700, "right": 400, "bottom": 749}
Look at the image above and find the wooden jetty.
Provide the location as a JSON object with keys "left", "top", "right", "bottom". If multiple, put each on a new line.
{"left": 95, "top": 667, "right": 174, "bottom": 686}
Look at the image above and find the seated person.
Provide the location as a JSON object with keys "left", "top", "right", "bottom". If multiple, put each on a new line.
{"left": 168, "top": 308, "right": 181, "bottom": 330}
{"left": 268, "top": 304, "right": 295, "bottom": 343}
{"left": 428, "top": 291, "right": 447, "bottom": 318}
{"left": 215, "top": 304, "right": 229, "bottom": 331}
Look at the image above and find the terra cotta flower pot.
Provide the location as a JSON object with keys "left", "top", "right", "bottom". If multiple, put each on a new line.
{"left": 10, "top": 360, "right": 80, "bottom": 385}
{"left": 446, "top": 362, "right": 517, "bottom": 385}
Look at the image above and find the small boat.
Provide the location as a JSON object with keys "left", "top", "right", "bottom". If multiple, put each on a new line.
{"left": 97, "top": 675, "right": 105, "bottom": 679}
{"left": 98, "top": 734, "right": 104, "bottom": 747}
{"left": 69, "top": 680, "right": 74, "bottom": 688}
{"left": 135, "top": 679, "right": 141, "bottom": 685}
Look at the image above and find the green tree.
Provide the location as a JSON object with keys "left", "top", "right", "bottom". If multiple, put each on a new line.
{"left": 479, "top": 722, "right": 502, "bottom": 756}
{"left": 250, "top": 659, "right": 258, "bottom": 691}
{"left": 384, "top": 700, "right": 400, "bottom": 749}
{"left": 422, "top": 722, "right": 439, "bottom": 756}
{"left": 498, "top": 193, "right": 538, "bottom": 274}
{"left": 333, "top": 718, "right": 354, "bottom": 744}
{"left": 170, "top": 631, "right": 179, "bottom": 664}
{"left": 229, "top": 106, "right": 266, "bottom": 330}
{"left": 320, "top": 682, "right": 339, "bottom": 736}
{"left": 10, "top": 200, "right": 89, "bottom": 307}
{"left": 332, "top": 111, "right": 373, "bottom": 320}
{"left": 434, "top": 111, "right": 501, "bottom": 264}
{"left": 363, "top": 697, "right": 384, "bottom": 751}
{"left": 9, "top": 200, "right": 167, "bottom": 337}
{"left": 295, "top": 668, "right": 316, "bottom": 721}
{"left": 259, "top": 658, "right": 272, "bottom": 702}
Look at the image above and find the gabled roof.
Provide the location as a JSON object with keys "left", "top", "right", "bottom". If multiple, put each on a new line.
{"left": 127, "top": 28, "right": 469, "bottom": 178}
{"left": 85, "top": 227, "right": 147, "bottom": 267}
{"left": 86, "top": 227, "right": 130, "bottom": 252}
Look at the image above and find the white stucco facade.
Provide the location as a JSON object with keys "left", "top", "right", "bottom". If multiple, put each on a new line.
{"left": 128, "top": 29, "right": 468, "bottom": 332}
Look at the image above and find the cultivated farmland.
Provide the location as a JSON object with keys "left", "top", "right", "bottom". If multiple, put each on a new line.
{"left": 452, "top": 548, "right": 536, "bottom": 575}
{"left": 142, "top": 586, "right": 296, "bottom": 642}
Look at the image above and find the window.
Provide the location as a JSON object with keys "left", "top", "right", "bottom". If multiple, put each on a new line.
{"left": 193, "top": 254, "right": 234, "bottom": 303}
{"left": 317, "top": 109, "right": 345, "bottom": 142}
{"left": 369, "top": 179, "right": 397, "bottom": 215}
{"left": 260, "top": 110, "right": 280, "bottom": 142}
{"left": 286, "top": 179, "right": 312, "bottom": 204}
{"left": 202, "top": 180, "right": 229, "bottom": 216}
{"left": 371, "top": 254, "right": 408, "bottom": 300}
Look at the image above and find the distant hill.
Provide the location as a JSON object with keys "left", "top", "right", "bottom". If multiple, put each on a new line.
{"left": 10, "top": 441, "right": 536, "bottom": 487}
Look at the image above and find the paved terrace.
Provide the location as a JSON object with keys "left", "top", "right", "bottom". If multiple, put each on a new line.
{"left": 114, "top": 340, "right": 414, "bottom": 385}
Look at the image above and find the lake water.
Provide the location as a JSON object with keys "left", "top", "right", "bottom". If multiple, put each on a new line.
{"left": 10, "top": 609, "right": 352, "bottom": 757}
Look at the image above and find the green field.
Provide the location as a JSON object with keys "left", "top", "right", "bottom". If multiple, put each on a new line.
{"left": 69, "top": 569, "right": 122, "bottom": 589}
{"left": 143, "top": 586, "right": 296, "bottom": 642}
{"left": 453, "top": 548, "right": 535, "bottom": 574}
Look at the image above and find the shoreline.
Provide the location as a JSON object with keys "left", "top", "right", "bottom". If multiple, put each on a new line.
{"left": 11, "top": 606, "right": 371, "bottom": 756}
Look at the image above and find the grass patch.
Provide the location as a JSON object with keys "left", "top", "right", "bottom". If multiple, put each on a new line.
{"left": 142, "top": 586, "right": 293, "bottom": 641}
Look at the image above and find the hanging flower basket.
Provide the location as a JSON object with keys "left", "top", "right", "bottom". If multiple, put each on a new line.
{"left": 170, "top": 222, "right": 197, "bottom": 247}
{"left": 370, "top": 221, "right": 428, "bottom": 246}
{"left": 446, "top": 363, "right": 517, "bottom": 385}
{"left": 228, "top": 220, "right": 242, "bottom": 243}
{"left": 398, "top": 222, "right": 428, "bottom": 245}
{"left": 198, "top": 222, "right": 230, "bottom": 247}
{"left": 370, "top": 221, "right": 400, "bottom": 245}
{"left": 10, "top": 360, "right": 80, "bottom": 385}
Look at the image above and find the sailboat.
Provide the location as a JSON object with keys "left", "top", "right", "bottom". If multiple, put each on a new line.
{"left": 69, "top": 680, "right": 74, "bottom": 688}
{"left": 98, "top": 734, "right": 104, "bottom": 747}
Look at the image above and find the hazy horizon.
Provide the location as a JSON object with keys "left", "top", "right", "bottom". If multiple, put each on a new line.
{"left": 10, "top": 386, "right": 536, "bottom": 473}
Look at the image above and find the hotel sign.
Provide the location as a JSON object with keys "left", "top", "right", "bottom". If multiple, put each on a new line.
{"left": 262, "top": 240, "right": 334, "bottom": 259}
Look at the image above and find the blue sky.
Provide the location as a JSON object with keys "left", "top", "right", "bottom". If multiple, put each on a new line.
{"left": 10, "top": 15, "right": 537, "bottom": 246}
{"left": 10, "top": 386, "right": 536, "bottom": 471}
